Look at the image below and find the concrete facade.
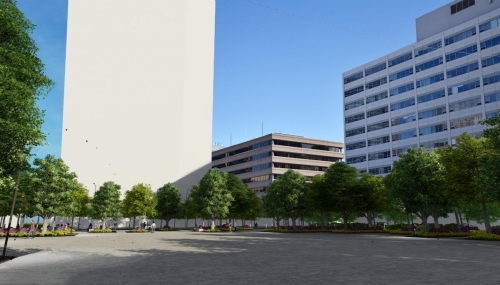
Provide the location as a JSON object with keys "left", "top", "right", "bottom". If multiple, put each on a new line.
{"left": 343, "top": 0, "right": 500, "bottom": 175}
{"left": 61, "top": 0, "right": 215, "bottom": 197}
{"left": 211, "top": 134, "right": 344, "bottom": 195}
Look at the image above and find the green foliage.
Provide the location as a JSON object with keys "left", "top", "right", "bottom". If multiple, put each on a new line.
{"left": 91, "top": 181, "right": 122, "bottom": 228}
{"left": 155, "top": 183, "right": 181, "bottom": 226}
{"left": 91, "top": 228, "right": 112, "bottom": 233}
{"left": 30, "top": 155, "right": 77, "bottom": 234}
{"left": 324, "top": 162, "right": 362, "bottom": 230}
{"left": 386, "top": 147, "right": 446, "bottom": 231}
{"left": 414, "top": 232, "right": 470, "bottom": 238}
{"left": 0, "top": 0, "right": 54, "bottom": 176}
{"left": 129, "top": 229, "right": 148, "bottom": 233}
{"left": 192, "top": 169, "right": 233, "bottom": 229}
{"left": 482, "top": 116, "right": 500, "bottom": 200}
{"left": 468, "top": 230, "right": 500, "bottom": 241}
{"left": 226, "top": 173, "right": 261, "bottom": 220}
{"left": 461, "top": 203, "right": 500, "bottom": 225}
{"left": 359, "top": 173, "right": 389, "bottom": 226}
{"left": 122, "top": 183, "right": 156, "bottom": 221}
{"left": 384, "top": 229, "right": 412, "bottom": 235}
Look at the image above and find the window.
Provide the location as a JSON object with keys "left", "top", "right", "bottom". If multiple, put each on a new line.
{"left": 483, "top": 72, "right": 500, "bottom": 86}
{"left": 417, "top": 73, "right": 444, "bottom": 88}
{"left": 444, "top": 27, "right": 476, "bottom": 45}
{"left": 252, "top": 140, "right": 271, "bottom": 150}
{"left": 252, "top": 163, "right": 271, "bottom": 171}
{"left": 419, "top": 106, "right": 447, "bottom": 119}
{"left": 389, "top": 52, "right": 413, "bottom": 67}
{"left": 392, "top": 129, "right": 417, "bottom": 141}
{"left": 449, "top": 97, "right": 481, "bottom": 112}
{"left": 212, "top": 153, "right": 226, "bottom": 161}
{"left": 415, "top": 41, "right": 442, "bottom": 57}
{"left": 346, "top": 127, "right": 365, "bottom": 137}
{"left": 344, "top": 85, "right": 364, "bottom": 97}
{"left": 450, "top": 114, "right": 482, "bottom": 129}
{"left": 345, "top": 112, "right": 365, "bottom": 124}
{"left": 346, "top": 141, "right": 366, "bottom": 151}
{"left": 391, "top": 113, "right": 416, "bottom": 126}
{"left": 486, "top": 111, "right": 499, "bottom": 118}
{"left": 228, "top": 163, "right": 272, "bottom": 175}
{"left": 368, "top": 136, "right": 390, "bottom": 146}
{"left": 445, "top": 44, "right": 477, "bottom": 62}
{"left": 242, "top": 175, "right": 271, "bottom": 183}
{"left": 447, "top": 62, "right": 479, "bottom": 78}
{"left": 393, "top": 145, "right": 417, "bottom": 157}
{"left": 274, "top": 163, "right": 328, "bottom": 172}
{"left": 390, "top": 83, "right": 414, "bottom": 96}
{"left": 480, "top": 35, "right": 500, "bottom": 50}
{"left": 227, "top": 152, "right": 271, "bottom": 167}
{"left": 448, "top": 79, "right": 480, "bottom": 95}
{"left": 368, "top": 151, "right": 391, "bottom": 161}
{"left": 415, "top": 57, "right": 443, "bottom": 72}
{"left": 367, "top": 106, "right": 389, "bottom": 118}
{"left": 273, "top": 152, "right": 340, "bottom": 162}
{"left": 450, "top": 0, "right": 475, "bottom": 15}
{"left": 418, "top": 89, "right": 446, "bottom": 103}
{"left": 252, "top": 152, "right": 271, "bottom": 160}
{"left": 273, "top": 140, "right": 341, "bottom": 151}
{"left": 366, "top": 91, "right": 388, "bottom": 104}
{"left": 365, "top": 62, "right": 387, "bottom": 76}
{"left": 345, "top": 99, "right": 364, "bottom": 110}
{"left": 420, "top": 140, "right": 449, "bottom": 149}
{"left": 485, "top": 92, "right": 500, "bottom": 104}
{"left": 369, "top": 166, "right": 391, "bottom": 175}
{"left": 389, "top": 67, "right": 413, "bottom": 82}
{"left": 419, "top": 123, "right": 448, "bottom": 136}
{"left": 366, "top": 77, "right": 387, "bottom": 90}
{"left": 346, "top": 155, "right": 366, "bottom": 164}
{"left": 391, "top": 98, "right": 415, "bottom": 111}
{"left": 480, "top": 16, "right": 500, "bottom": 33}
{"left": 344, "top": 71, "right": 363, "bottom": 84}
{"left": 482, "top": 54, "right": 500, "bottom": 68}
{"left": 367, "top": 121, "right": 389, "bottom": 132}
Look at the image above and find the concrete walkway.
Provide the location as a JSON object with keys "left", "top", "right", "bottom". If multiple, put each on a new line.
{"left": 0, "top": 230, "right": 499, "bottom": 284}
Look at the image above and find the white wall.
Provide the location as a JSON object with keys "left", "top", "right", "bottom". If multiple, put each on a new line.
{"left": 62, "top": 0, "right": 215, "bottom": 197}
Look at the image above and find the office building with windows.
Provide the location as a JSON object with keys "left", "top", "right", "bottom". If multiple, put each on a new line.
{"left": 343, "top": 0, "right": 500, "bottom": 175}
{"left": 211, "top": 134, "right": 344, "bottom": 195}
{"left": 62, "top": 0, "right": 215, "bottom": 196}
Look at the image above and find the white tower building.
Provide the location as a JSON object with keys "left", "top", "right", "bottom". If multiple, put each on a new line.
{"left": 61, "top": 0, "right": 215, "bottom": 197}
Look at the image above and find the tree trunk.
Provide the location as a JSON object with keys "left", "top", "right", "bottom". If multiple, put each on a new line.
{"left": 420, "top": 215, "right": 429, "bottom": 232}
{"left": 321, "top": 212, "right": 327, "bottom": 227}
{"left": 52, "top": 216, "right": 57, "bottom": 230}
{"left": 133, "top": 217, "right": 136, "bottom": 228}
{"left": 174, "top": 219, "right": 176, "bottom": 228}
{"left": 42, "top": 215, "right": 49, "bottom": 234}
{"left": 454, "top": 209, "right": 461, "bottom": 231}
{"left": 342, "top": 213, "right": 349, "bottom": 230}
{"left": 481, "top": 200, "right": 492, "bottom": 234}
{"left": 432, "top": 215, "right": 440, "bottom": 229}
{"left": 276, "top": 217, "right": 280, "bottom": 230}
{"left": 210, "top": 217, "right": 215, "bottom": 230}
{"left": 78, "top": 216, "right": 81, "bottom": 230}
{"left": 458, "top": 211, "right": 464, "bottom": 226}
{"left": 71, "top": 215, "right": 75, "bottom": 230}
{"left": 102, "top": 218, "right": 107, "bottom": 229}
{"left": 291, "top": 218, "right": 296, "bottom": 230}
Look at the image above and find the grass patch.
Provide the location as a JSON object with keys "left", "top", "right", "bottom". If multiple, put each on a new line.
{"left": 414, "top": 232, "right": 470, "bottom": 238}
{"left": 156, "top": 228, "right": 177, "bottom": 231}
{"left": 384, "top": 230, "right": 412, "bottom": 235}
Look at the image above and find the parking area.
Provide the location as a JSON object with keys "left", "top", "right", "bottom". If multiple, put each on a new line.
{"left": 1, "top": 230, "right": 499, "bottom": 284}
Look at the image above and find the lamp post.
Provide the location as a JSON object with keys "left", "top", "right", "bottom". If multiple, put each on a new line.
{"left": 93, "top": 183, "right": 97, "bottom": 195}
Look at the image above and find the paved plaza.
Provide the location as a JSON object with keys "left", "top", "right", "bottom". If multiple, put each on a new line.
{"left": 0, "top": 230, "right": 499, "bottom": 284}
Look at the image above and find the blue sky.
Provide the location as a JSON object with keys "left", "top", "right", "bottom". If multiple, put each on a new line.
{"left": 17, "top": 0, "right": 452, "bottom": 158}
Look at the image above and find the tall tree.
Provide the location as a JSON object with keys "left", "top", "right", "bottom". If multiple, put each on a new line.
{"left": 156, "top": 183, "right": 181, "bottom": 228}
{"left": 69, "top": 183, "right": 91, "bottom": 229}
{"left": 90, "top": 181, "right": 121, "bottom": 229}
{"left": 262, "top": 183, "right": 285, "bottom": 230}
{"left": 121, "top": 183, "right": 157, "bottom": 228}
{"left": 29, "top": 155, "right": 76, "bottom": 234}
{"left": 359, "top": 173, "right": 389, "bottom": 227}
{"left": 226, "top": 173, "right": 251, "bottom": 221}
{"left": 323, "top": 162, "right": 360, "bottom": 230}
{"left": 0, "top": 0, "right": 53, "bottom": 176}
{"left": 387, "top": 147, "right": 446, "bottom": 232}
{"left": 482, "top": 116, "right": 500, "bottom": 201}
{"left": 438, "top": 133, "right": 498, "bottom": 233}
{"left": 192, "top": 169, "right": 233, "bottom": 230}
{"left": 309, "top": 174, "right": 330, "bottom": 226}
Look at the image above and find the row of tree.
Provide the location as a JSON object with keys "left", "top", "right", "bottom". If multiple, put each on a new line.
{"left": 260, "top": 117, "right": 500, "bottom": 233}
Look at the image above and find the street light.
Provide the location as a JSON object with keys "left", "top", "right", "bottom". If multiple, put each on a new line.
{"left": 93, "top": 183, "right": 96, "bottom": 195}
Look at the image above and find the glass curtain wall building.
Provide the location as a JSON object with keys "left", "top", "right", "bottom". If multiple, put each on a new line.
{"left": 343, "top": 0, "right": 500, "bottom": 175}
{"left": 211, "top": 134, "right": 344, "bottom": 196}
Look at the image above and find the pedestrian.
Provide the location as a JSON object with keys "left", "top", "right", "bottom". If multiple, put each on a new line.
{"left": 88, "top": 222, "right": 93, "bottom": 233}
{"left": 255, "top": 223, "right": 258, "bottom": 229}
{"left": 27, "top": 220, "right": 35, "bottom": 239}
{"left": 151, "top": 222, "right": 156, "bottom": 233}
{"left": 229, "top": 222, "right": 232, "bottom": 233}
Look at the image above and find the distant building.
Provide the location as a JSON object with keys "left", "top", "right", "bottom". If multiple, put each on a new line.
{"left": 211, "top": 133, "right": 344, "bottom": 195}
{"left": 343, "top": 0, "right": 500, "bottom": 176}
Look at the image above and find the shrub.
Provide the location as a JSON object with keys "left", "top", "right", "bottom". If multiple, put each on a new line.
{"left": 92, "top": 229, "right": 113, "bottom": 233}
{"left": 129, "top": 229, "right": 149, "bottom": 233}
{"left": 156, "top": 228, "right": 176, "bottom": 231}
{"left": 385, "top": 230, "right": 412, "bottom": 235}
{"left": 414, "top": 232, "right": 469, "bottom": 238}
{"left": 200, "top": 229, "right": 221, "bottom": 233}
{"left": 468, "top": 231, "right": 500, "bottom": 241}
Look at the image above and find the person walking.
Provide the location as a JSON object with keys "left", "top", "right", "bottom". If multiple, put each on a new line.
{"left": 229, "top": 222, "right": 232, "bottom": 233}
{"left": 27, "top": 220, "right": 35, "bottom": 239}
{"left": 151, "top": 222, "right": 156, "bottom": 233}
